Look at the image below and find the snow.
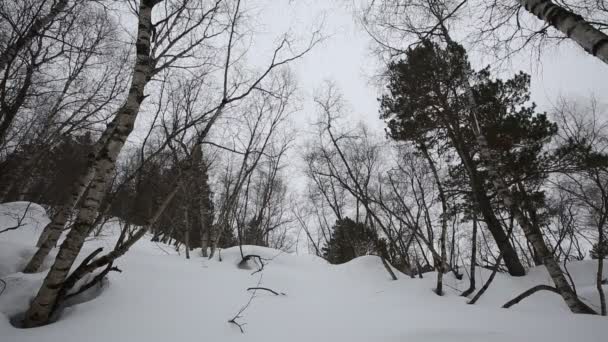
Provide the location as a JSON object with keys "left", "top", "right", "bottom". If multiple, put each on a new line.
{"left": 1, "top": 202, "right": 607, "bottom": 341}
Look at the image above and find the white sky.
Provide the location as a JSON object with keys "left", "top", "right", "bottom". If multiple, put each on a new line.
{"left": 248, "top": 0, "right": 608, "bottom": 132}
{"left": 239, "top": 0, "right": 608, "bottom": 197}
{"left": 122, "top": 0, "right": 608, "bottom": 196}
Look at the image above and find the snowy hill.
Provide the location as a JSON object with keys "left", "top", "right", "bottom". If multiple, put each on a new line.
{"left": 1, "top": 202, "right": 607, "bottom": 342}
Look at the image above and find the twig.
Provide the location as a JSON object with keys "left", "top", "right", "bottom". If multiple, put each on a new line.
{"left": 0, "top": 202, "right": 33, "bottom": 234}
{"left": 228, "top": 274, "right": 263, "bottom": 334}
{"left": 246, "top": 287, "right": 285, "bottom": 296}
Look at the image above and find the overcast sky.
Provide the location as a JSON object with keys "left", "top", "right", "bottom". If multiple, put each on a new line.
{"left": 248, "top": 0, "right": 608, "bottom": 133}
{"left": 233, "top": 0, "right": 608, "bottom": 196}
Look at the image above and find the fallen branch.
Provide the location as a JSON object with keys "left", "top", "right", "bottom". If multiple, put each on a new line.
{"left": 0, "top": 202, "right": 33, "bottom": 234}
{"left": 239, "top": 254, "right": 268, "bottom": 275}
{"left": 247, "top": 287, "right": 285, "bottom": 296}
{"left": 64, "top": 264, "right": 122, "bottom": 302}
{"left": 228, "top": 274, "right": 263, "bottom": 334}
{"left": 502, "top": 285, "right": 559, "bottom": 308}
{"left": 468, "top": 221, "right": 516, "bottom": 304}
{"left": 380, "top": 256, "right": 398, "bottom": 281}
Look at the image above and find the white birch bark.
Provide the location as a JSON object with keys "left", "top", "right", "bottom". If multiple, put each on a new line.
{"left": 22, "top": 0, "right": 158, "bottom": 327}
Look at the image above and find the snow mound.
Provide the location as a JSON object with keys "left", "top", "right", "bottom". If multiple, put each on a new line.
{"left": 0, "top": 203, "right": 607, "bottom": 342}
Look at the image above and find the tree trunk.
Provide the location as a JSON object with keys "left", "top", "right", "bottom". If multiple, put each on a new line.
{"left": 24, "top": 207, "right": 73, "bottom": 273}
{"left": 472, "top": 123, "right": 595, "bottom": 314}
{"left": 596, "top": 253, "right": 606, "bottom": 315}
{"left": 597, "top": 228, "right": 606, "bottom": 315}
{"left": 440, "top": 28, "right": 596, "bottom": 311}
{"left": 195, "top": 143, "right": 213, "bottom": 258}
{"left": 461, "top": 216, "right": 478, "bottom": 297}
{"left": 437, "top": 27, "right": 526, "bottom": 278}
{"left": 518, "top": 0, "right": 608, "bottom": 65}
{"left": 209, "top": 224, "right": 222, "bottom": 259}
{"left": 184, "top": 205, "right": 190, "bottom": 260}
{"left": 460, "top": 154, "right": 526, "bottom": 277}
{"left": 419, "top": 145, "right": 448, "bottom": 295}
{"left": 380, "top": 256, "right": 398, "bottom": 281}
{"left": 201, "top": 230, "right": 210, "bottom": 257}
{"left": 468, "top": 216, "right": 515, "bottom": 305}
{"left": 56, "top": 183, "right": 180, "bottom": 309}
{"left": 22, "top": 0, "right": 157, "bottom": 327}
{"left": 24, "top": 113, "right": 121, "bottom": 271}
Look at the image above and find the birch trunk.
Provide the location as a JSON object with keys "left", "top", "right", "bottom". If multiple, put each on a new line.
{"left": 519, "top": 0, "right": 608, "bottom": 65}
{"left": 24, "top": 175, "right": 94, "bottom": 272}
{"left": 24, "top": 111, "right": 125, "bottom": 272}
{"left": 57, "top": 183, "right": 181, "bottom": 307}
{"left": 208, "top": 224, "right": 221, "bottom": 259}
{"left": 184, "top": 204, "right": 190, "bottom": 260}
{"left": 194, "top": 143, "right": 213, "bottom": 258}
{"left": 22, "top": 0, "right": 157, "bottom": 327}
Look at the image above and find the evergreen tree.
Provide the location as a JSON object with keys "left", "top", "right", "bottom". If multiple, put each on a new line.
{"left": 380, "top": 40, "right": 557, "bottom": 275}
{"left": 590, "top": 241, "right": 608, "bottom": 260}
{"left": 322, "top": 217, "right": 385, "bottom": 264}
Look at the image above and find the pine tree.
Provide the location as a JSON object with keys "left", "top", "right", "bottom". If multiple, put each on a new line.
{"left": 322, "top": 217, "right": 385, "bottom": 264}
{"left": 591, "top": 241, "right": 608, "bottom": 260}
{"left": 379, "top": 40, "right": 558, "bottom": 276}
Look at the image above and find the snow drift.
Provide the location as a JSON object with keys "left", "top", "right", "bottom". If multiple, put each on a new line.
{"left": 0, "top": 202, "right": 607, "bottom": 342}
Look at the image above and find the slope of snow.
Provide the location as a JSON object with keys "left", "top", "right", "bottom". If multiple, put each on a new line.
{"left": 0, "top": 202, "right": 607, "bottom": 342}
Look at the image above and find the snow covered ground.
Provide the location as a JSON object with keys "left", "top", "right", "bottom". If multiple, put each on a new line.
{"left": 1, "top": 202, "right": 607, "bottom": 342}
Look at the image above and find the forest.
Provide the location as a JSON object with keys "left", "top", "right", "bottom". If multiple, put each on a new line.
{"left": 0, "top": 0, "right": 607, "bottom": 341}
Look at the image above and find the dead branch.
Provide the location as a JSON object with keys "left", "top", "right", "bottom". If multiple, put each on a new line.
{"left": 228, "top": 274, "right": 263, "bottom": 334}
{"left": 239, "top": 254, "right": 268, "bottom": 275}
{"left": 246, "top": 287, "right": 285, "bottom": 296}
{"left": 0, "top": 202, "right": 33, "bottom": 234}
{"left": 64, "top": 264, "right": 122, "bottom": 302}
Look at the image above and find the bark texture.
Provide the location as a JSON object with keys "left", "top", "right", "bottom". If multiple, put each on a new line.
{"left": 24, "top": 111, "right": 126, "bottom": 272}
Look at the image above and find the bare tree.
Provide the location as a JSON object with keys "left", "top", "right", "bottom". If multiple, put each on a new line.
{"left": 22, "top": 0, "right": 318, "bottom": 327}
{"left": 360, "top": 0, "right": 608, "bottom": 64}
{"left": 552, "top": 97, "right": 608, "bottom": 315}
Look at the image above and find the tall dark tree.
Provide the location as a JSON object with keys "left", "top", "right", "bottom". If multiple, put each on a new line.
{"left": 380, "top": 40, "right": 597, "bottom": 314}
{"left": 380, "top": 41, "right": 532, "bottom": 276}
